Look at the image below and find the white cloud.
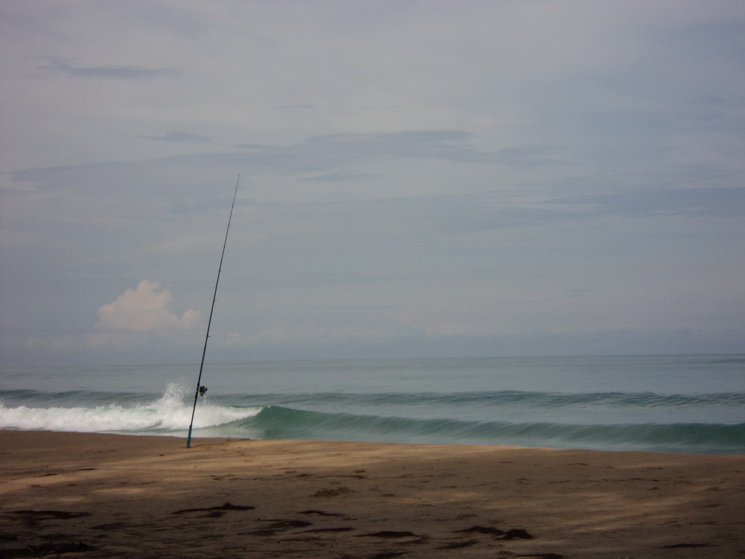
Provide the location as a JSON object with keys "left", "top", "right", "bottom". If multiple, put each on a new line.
{"left": 94, "top": 280, "right": 201, "bottom": 333}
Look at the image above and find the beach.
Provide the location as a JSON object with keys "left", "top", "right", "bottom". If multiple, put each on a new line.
{"left": 1, "top": 430, "right": 743, "bottom": 558}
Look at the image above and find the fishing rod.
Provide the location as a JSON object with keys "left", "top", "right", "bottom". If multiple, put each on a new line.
{"left": 186, "top": 175, "right": 241, "bottom": 448}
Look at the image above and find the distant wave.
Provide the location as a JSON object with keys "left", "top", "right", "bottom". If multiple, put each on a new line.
{"left": 252, "top": 390, "right": 745, "bottom": 408}
{"left": 241, "top": 405, "right": 745, "bottom": 454}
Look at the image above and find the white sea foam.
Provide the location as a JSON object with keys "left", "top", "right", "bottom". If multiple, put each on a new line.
{"left": 0, "top": 383, "right": 259, "bottom": 434}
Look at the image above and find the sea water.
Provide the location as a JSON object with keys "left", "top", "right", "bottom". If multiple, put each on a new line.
{"left": 1, "top": 355, "right": 744, "bottom": 454}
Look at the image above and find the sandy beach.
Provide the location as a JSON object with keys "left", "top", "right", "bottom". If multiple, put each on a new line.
{"left": 1, "top": 430, "right": 743, "bottom": 558}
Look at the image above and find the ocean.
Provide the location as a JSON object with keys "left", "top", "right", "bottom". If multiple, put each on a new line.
{"left": 1, "top": 355, "right": 744, "bottom": 454}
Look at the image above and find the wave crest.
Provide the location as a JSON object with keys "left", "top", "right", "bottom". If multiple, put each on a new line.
{"left": 0, "top": 383, "right": 259, "bottom": 434}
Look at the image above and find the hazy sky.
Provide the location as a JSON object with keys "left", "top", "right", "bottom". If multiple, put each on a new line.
{"left": 2, "top": 0, "right": 744, "bottom": 364}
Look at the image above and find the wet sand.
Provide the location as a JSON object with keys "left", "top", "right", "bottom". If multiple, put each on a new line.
{"left": 1, "top": 430, "right": 743, "bottom": 558}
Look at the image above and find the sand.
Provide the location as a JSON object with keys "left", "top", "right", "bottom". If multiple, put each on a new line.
{"left": 1, "top": 430, "right": 743, "bottom": 558}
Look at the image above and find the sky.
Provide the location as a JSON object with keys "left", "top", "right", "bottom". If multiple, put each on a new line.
{"left": 1, "top": 0, "right": 744, "bottom": 365}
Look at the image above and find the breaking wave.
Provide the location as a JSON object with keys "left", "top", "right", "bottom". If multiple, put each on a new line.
{"left": 1, "top": 384, "right": 743, "bottom": 454}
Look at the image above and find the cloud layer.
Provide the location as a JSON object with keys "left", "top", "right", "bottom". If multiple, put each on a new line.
{"left": 1, "top": 1, "right": 744, "bottom": 363}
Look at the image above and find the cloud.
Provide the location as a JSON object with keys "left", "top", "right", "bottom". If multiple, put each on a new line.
{"left": 553, "top": 186, "right": 745, "bottom": 218}
{"left": 37, "top": 56, "right": 178, "bottom": 79}
{"left": 299, "top": 172, "right": 378, "bottom": 182}
{"left": 94, "top": 280, "right": 201, "bottom": 333}
{"left": 9, "top": 130, "right": 565, "bottom": 204}
{"left": 297, "top": 131, "right": 562, "bottom": 167}
{"left": 139, "top": 132, "right": 212, "bottom": 143}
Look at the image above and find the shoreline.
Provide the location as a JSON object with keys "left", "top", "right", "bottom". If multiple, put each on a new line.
{"left": 2, "top": 430, "right": 744, "bottom": 558}
{"left": 3, "top": 427, "right": 745, "bottom": 456}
